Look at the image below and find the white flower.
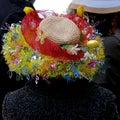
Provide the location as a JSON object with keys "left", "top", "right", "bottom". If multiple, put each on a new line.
{"left": 84, "top": 52, "right": 94, "bottom": 60}
{"left": 67, "top": 44, "right": 81, "bottom": 55}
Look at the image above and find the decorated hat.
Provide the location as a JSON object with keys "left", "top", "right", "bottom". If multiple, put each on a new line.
{"left": 68, "top": 0, "right": 120, "bottom": 14}
{"left": 2, "top": 8, "right": 104, "bottom": 82}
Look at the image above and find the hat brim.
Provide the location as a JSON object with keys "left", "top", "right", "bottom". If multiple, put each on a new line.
{"left": 68, "top": 1, "right": 120, "bottom": 14}
{"left": 21, "top": 10, "right": 93, "bottom": 61}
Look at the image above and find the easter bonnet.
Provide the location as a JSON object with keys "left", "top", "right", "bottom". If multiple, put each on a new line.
{"left": 2, "top": 6, "right": 104, "bottom": 82}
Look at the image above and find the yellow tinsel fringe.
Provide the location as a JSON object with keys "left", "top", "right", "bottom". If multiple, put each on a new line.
{"left": 2, "top": 24, "right": 105, "bottom": 81}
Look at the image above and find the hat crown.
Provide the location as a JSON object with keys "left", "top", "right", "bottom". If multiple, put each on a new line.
{"left": 39, "top": 16, "right": 80, "bottom": 45}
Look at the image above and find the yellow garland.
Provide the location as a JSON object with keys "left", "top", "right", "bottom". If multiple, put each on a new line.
{"left": 2, "top": 24, "right": 105, "bottom": 81}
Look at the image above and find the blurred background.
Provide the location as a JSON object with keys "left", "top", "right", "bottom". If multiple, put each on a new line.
{"left": 33, "top": 0, "right": 72, "bottom": 13}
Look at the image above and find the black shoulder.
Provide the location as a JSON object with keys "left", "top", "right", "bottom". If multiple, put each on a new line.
{"left": 91, "top": 85, "right": 116, "bottom": 101}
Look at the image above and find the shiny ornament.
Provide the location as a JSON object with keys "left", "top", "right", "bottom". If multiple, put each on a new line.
{"left": 23, "top": 7, "right": 34, "bottom": 14}
{"left": 87, "top": 40, "right": 99, "bottom": 48}
{"left": 77, "top": 5, "right": 84, "bottom": 17}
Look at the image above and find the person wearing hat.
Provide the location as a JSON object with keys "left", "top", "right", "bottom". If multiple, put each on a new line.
{"left": 1, "top": 7, "right": 119, "bottom": 119}
{"left": 68, "top": 0, "right": 120, "bottom": 114}
{"left": 0, "top": 0, "right": 35, "bottom": 120}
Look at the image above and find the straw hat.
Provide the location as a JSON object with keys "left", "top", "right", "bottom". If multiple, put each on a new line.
{"left": 39, "top": 16, "right": 80, "bottom": 45}
{"left": 21, "top": 10, "right": 93, "bottom": 61}
{"left": 68, "top": 0, "right": 120, "bottom": 14}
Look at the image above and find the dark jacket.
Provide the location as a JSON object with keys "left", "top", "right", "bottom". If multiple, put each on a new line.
{"left": 102, "top": 30, "right": 120, "bottom": 114}
{"left": 103, "top": 29, "right": 120, "bottom": 86}
{"left": 2, "top": 79, "right": 119, "bottom": 120}
{"left": 94, "top": 29, "right": 120, "bottom": 114}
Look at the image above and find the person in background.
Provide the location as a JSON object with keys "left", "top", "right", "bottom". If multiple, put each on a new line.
{"left": 0, "top": 0, "right": 35, "bottom": 40}
{"left": 1, "top": 6, "right": 119, "bottom": 119}
{"left": 0, "top": 0, "right": 12, "bottom": 27}
{"left": 0, "top": 0, "right": 35, "bottom": 120}
{"left": 68, "top": 0, "right": 120, "bottom": 114}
